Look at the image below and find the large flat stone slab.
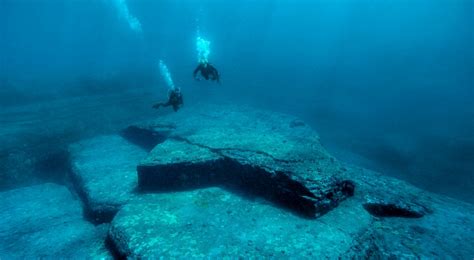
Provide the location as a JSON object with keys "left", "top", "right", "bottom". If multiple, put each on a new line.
{"left": 109, "top": 183, "right": 474, "bottom": 258}
{"left": 126, "top": 105, "right": 354, "bottom": 217}
{"left": 109, "top": 187, "right": 370, "bottom": 258}
{"left": 109, "top": 104, "right": 474, "bottom": 257}
{"left": 69, "top": 135, "right": 147, "bottom": 223}
{"left": 347, "top": 198, "right": 474, "bottom": 258}
{"left": 0, "top": 183, "right": 111, "bottom": 258}
{"left": 335, "top": 165, "right": 474, "bottom": 257}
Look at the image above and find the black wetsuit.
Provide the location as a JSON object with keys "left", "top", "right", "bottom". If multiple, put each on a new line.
{"left": 152, "top": 89, "right": 183, "bottom": 112}
{"left": 193, "top": 62, "right": 220, "bottom": 82}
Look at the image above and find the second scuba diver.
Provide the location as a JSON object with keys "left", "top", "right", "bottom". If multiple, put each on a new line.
{"left": 152, "top": 87, "right": 183, "bottom": 112}
{"left": 153, "top": 60, "right": 183, "bottom": 112}
{"left": 193, "top": 61, "right": 220, "bottom": 83}
{"left": 194, "top": 36, "right": 220, "bottom": 83}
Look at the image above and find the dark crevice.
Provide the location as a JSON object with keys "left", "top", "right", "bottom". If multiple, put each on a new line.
{"left": 121, "top": 126, "right": 170, "bottom": 151}
{"left": 363, "top": 203, "right": 425, "bottom": 218}
{"left": 66, "top": 157, "right": 116, "bottom": 224}
{"left": 23, "top": 144, "right": 118, "bottom": 225}
{"left": 34, "top": 149, "right": 71, "bottom": 185}
{"left": 105, "top": 233, "right": 126, "bottom": 260}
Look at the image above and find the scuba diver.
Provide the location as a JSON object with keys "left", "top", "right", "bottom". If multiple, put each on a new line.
{"left": 194, "top": 36, "right": 220, "bottom": 83}
{"left": 152, "top": 87, "right": 183, "bottom": 112}
{"left": 153, "top": 60, "right": 183, "bottom": 112}
{"left": 193, "top": 62, "right": 220, "bottom": 83}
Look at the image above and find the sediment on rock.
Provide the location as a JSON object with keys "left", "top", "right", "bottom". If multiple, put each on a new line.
{"left": 108, "top": 187, "right": 371, "bottom": 258}
{"left": 137, "top": 135, "right": 355, "bottom": 218}
{"left": 124, "top": 106, "right": 357, "bottom": 217}
{"left": 138, "top": 157, "right": 355, "bottom": 217}
{"left": 69, "top": 135, "right": 147, "bottom": 223}
{"left": 0, "top": 184, "right": 111, "bottom": 258}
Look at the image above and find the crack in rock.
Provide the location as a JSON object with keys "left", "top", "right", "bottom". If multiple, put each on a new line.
{"left": 171, "top": 136, "right": 304, "bottom": 165}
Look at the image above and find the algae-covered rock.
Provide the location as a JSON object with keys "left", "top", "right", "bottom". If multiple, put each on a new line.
{"left": 339, "top": 166, "right": 474, "bottom": 258}
{"left": 347, "top": 193, "right": 474, "bottom": 258}
{"left": 67, "top": 104, "right": 473, "bottom": 258}
{"left": 0, "top": 183, "right": 111, "bottom": 258}
{"left": 69, "top": 135, "right": 147, "bottom": 223}
{"left": 109, "top": 187, "right": 369, "bottom": 258}
{"left": 109, "top": 184, "right": 474, "bottom": 258}
{"left": 113, "top": 105, "right": 474, "bottom": 258}
{"left": 126, "top": 105, "right": 354, "bottom": 217}
{"left": 342, "top": 166, "right": 432, "bottom": 217}
{"left": 109, "top": 179, "right": 474, "bottom": 259}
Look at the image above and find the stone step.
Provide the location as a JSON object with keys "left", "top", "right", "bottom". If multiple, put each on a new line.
{"left": 69, "top": 135, "right": 147, "bottom": 223}
{"left": 109, "top": 187, "right": 369, "bottom": 258}
{"left": 126, "top": 105, "right": 354, "bottom": 217}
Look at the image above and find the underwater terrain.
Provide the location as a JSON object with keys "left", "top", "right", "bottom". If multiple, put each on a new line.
{"left": 1, "top": 0, "right": 473, "bottom": 258}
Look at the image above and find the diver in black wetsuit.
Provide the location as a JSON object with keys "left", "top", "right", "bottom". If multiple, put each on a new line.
{"left": 193, "top": 62, "right": 220, "bottom": 83}
{"left": 152, "top": 88, "right": 183, "bottom": 112}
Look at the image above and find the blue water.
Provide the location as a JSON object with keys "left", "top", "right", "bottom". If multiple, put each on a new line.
{"left": 0, "top": 1, "right": 473, "bottom": 257}
{"left": 0, "top": 0, "right": 474, "bottom": 259}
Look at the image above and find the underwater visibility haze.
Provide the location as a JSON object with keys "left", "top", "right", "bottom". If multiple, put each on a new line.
{"left": 1, "top": 0, "right": 473, "bottom": 258}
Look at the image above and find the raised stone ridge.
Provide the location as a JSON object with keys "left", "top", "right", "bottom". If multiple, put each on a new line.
{"left": 125, "top": 104, "right": 355, "bottom": 217}
{"left": 69, "top": 135, "right": 147, "bottom": 223}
